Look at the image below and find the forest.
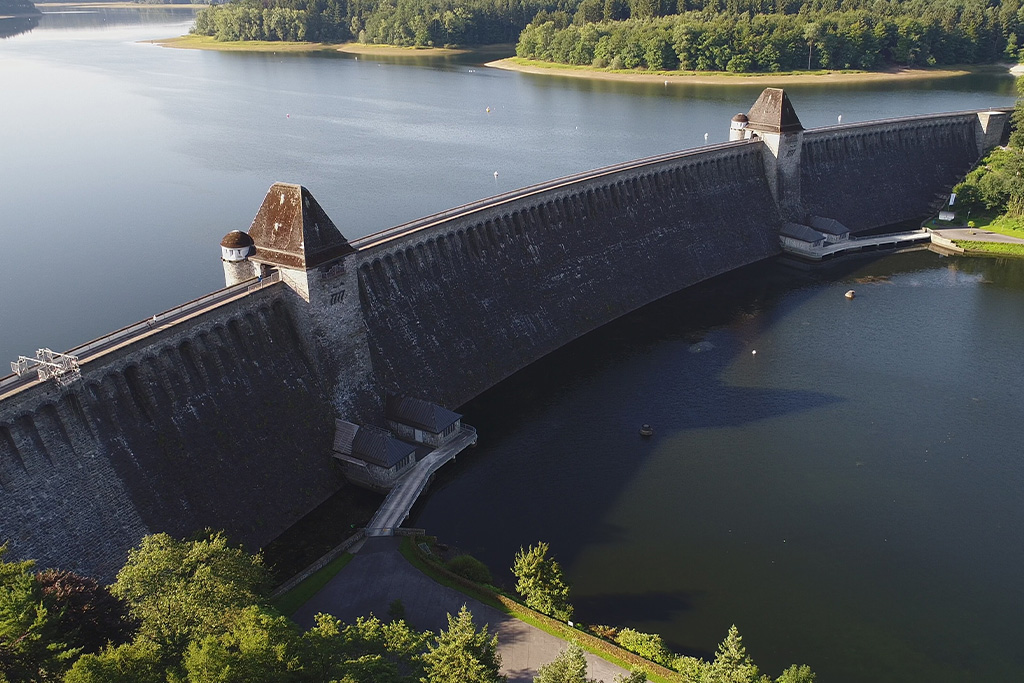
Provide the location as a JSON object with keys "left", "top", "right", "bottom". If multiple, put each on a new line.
{"left": 191, "top": 0, "right": 1024, "bottom": 74}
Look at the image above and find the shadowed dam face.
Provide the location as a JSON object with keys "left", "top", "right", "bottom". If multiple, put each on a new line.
{"left": 0, "top": 95, "right": 1010, "bottom": 579}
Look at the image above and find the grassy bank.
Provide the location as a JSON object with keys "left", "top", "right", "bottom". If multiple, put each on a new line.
{"left": 149, "top": 34, "right": 339, "bottom": 51}
{"left": 399, "top": 536, "right": 684, "bottom": 683}
{"left": 272, "top": 552, "right": 354, "bottom": 616}
{"left": 954, "top": 240, "right": 1024, "bottom": 257}
{"left": 487, "top": 56, "right": 972, "bottom": 84}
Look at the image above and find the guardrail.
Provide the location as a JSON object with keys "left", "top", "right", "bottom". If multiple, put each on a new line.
{"left": 0, "top": 273, "right": 282, "bottom": 394}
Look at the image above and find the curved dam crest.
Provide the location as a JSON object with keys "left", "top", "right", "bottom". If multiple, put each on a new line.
{"left": 0, "top": 91, "right": 1011, "bottom": 579}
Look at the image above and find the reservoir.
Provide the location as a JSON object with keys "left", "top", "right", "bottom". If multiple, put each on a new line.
{"left": 2, "top": 7, "right": 1022, "bottom": 682}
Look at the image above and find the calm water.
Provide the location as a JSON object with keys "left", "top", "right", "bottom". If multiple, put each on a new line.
{"left": 414, "top": 251, "right": 1024, "bottom": 682}
{"left": 2, "top": 8, "right": 1022, "bottom": 681}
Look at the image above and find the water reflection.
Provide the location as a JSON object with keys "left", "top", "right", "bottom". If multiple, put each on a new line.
{"left": 0, "top": 15, "right": 38, "bottom": 38}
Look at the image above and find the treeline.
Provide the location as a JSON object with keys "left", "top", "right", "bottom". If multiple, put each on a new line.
{"left": 517, "top": 1, "right": 1024, "bottom": 72}
{"left": 0, "top": 532, "right": 815, "bottom": 683}
{"left": 193, "top": 0, "right": 570, "bottom": 45}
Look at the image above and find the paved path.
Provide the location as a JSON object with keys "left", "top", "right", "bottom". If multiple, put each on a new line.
{"left": 932, "top": 228, "right": 1024, "bottom": 244}
{"left": 293, "top": 537, "right": 636, "bottom": 683}
{"left": 366, "top": 426, "right": 478, "bottom": 536}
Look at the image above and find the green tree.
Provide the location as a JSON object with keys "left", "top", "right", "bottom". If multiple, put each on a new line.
{"left": 803, "top": 22, "right": 821, "bottom": 70}
{"left": 614, "top": 628, "right": 674, "bottom": 667}
{"left": 0, "top": 547, "right": 80, "bottom": 683}
{"left": 63, "top": 639, "right": 166, "bottom": 683}
{"left": 512, "top": 542, "right": 573, "bottom": 621}
{"left": 613, "top": 671, "right": 648, "bottom": 683}
{"left": 775, "top": 663, "right": 815, "bottom": 683}
{"left": 421, "top": 605, "right": 503, "bottom": 683}
{"left": 111, "top": 531, "right": 269, "bottom": 660}
{"left": 301, "top": 613, "right": 430, "bottom": 683}
{"left": 183, "top": 606, "right": 303, "bottom": 683}
{"left": 533, "top": 643, "right": 594, "bottom": 683}
{"left": 708, "top": 625, "right": 760, "bottom": 683}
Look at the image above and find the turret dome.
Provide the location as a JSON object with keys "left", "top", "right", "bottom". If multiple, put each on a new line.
{"left": 221, "top": 230, "right": 255, "bottom": 249}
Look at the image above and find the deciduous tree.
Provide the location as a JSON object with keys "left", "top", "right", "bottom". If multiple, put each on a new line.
{"left": 512, "top": 542, "right": 573, "bottom": 621}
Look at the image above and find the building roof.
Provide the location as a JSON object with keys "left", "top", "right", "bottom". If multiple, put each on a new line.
{"left": 247, "top": 183, "right": 354, "bottom": 270}
{"left": 221, "top": 230, "right": 255, "bottom": 249}
{"left": 781, "top": 222, "right": 827, "bottom": 243}
{"left": 333, "top": 419, "right": 359, "bottom": 455}
{"left": 385, "top": 394, "right": 461, "bottom": 433}
{"left": 334, "top": 419, "right": 416, "bottom": 468}
{"left": 731, "top": 113, "right": 749, "bottom": 123}
{"left": 352, "top": 425, "right": 417, "bottom": 469}
{"left": 746, "top": 88, "right": 803, "bottom": 134}
{"left": 808, "top": 215, "right": 851, "bottom": 236}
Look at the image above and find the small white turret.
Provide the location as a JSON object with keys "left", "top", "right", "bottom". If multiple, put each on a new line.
{"left": 220, "top": 230, "right": 256, "bottom": 287}
{"left": 729, "top": 113, "right": 749, "bottom": 141}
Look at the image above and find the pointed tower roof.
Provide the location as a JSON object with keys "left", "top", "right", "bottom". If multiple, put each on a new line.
{"left": 746, "top": 88, "right": 803, "bottom": 134}
{"left": 247, "top": 183, "right": 353, "bottom": 270}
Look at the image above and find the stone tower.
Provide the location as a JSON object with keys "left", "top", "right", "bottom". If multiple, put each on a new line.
{"left": 736, "top": 88, "right": 804, "bottom": 221}
{"left": 221, "top": 230, "right": 256, "bottom": 287}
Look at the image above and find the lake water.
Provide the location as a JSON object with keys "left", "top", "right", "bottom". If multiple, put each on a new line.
{"left": 2, "top": 8, "right": 1022, "bottom": 682}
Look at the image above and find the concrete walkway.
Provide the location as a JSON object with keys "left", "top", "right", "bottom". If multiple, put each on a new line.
{"left": 292, "top": 537, "right": 636, "bottom": 683}
{"left": 366, "top": 426, "right": 478, "bottom": 536}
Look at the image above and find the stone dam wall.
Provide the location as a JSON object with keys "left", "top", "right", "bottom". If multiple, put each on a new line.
{"left": 0, "top": 106, "right": 1010, "bottom": 579}
{"left": 351, "top": 142, "right": 784, "bottom": 410}
{"left": 800, "top": 112, "right": 988, "bottom": 232}
{"left": 0, "top": 286, "right": 342, "bottom": 580}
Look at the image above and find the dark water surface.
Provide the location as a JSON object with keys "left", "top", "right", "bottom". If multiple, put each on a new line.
{"left": 415, "top": 251, "right": 1024, "bottom": 682}
{"left": 3, "top": 9, "right": 1023, "bottom": 682}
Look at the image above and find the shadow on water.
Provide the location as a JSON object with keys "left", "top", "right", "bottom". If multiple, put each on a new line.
{"left": 410, "top": 254, "right": 884, "bottom": 576}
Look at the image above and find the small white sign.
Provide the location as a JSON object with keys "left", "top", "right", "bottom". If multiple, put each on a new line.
{"left": 939, "top": 211, "right": 956, "bottom": 222}
{"left": 949, "top": 193, "right": 956, "bottom": 206}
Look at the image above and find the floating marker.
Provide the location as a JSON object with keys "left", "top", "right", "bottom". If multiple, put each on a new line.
{"left": 493, "top": 171, "right": 498, "bottom": 178}
{"left": 752, "top": 349, "right": 757, "bottom": 355}
{"left": 838, "top": 114, "right": 842, "bottom": 124}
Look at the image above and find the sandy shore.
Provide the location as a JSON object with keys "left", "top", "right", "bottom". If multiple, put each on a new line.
{"left": 487, "top": 57, "right": 975, "bottom": 85}
{"left": 150, "top": 35, "right": 487, "bottom": 56}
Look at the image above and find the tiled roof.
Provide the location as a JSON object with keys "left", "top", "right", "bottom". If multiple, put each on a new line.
{"left": 781, "top": 222, "right": 826, "bottom": 242}
{"left": 333, "top": 419, "right": 359, "bottom": 455}
{"left": 385, "top": 394, "right": 461, "bottom": 433}
{"left": 248, "top": 183, "right": 354, "bottom": 270}
{"left": 808, "top": 215, "right": 851, "bottom": 236}
{"left": 352, "top": 425, "right": 417, "bottom": 469}
{"left": 746, "top": 88, "right": 803, "bottom": 134}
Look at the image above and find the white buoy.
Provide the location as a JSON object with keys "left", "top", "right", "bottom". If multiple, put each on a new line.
{"left": 845, "top": 289, "right": 856, "bottom": 299}
{"left": 752, "top": 349, "right": 757, "bottom": 355}
{"left": 838, "top": 114, "right": 842, "bottom": 124}
{"left": 493, "top": 171, "right": 498, "bottom": 178}
{"left": 704, "top": 132, "right": 709, "bottom": 143}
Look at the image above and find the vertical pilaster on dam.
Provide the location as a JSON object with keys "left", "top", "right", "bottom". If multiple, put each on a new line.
{"left": 732, "top": 88, "right": 804, "bottom": 221}
{"left": 976, "top": 110, "right": 1010, "bottom": 154}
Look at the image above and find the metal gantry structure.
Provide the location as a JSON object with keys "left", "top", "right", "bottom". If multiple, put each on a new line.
{"left": 11, "top": 349, "right": 82, "bottom": 387}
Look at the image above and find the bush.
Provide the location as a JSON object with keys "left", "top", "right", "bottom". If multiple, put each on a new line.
{"left": 614, "top": 628, "right": 675, "bottom": 667}
{"left": 446, "top": 555, "right": 493, "bottom": 585}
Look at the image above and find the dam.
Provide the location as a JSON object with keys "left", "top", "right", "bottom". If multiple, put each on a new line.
{"left": 0, "top": 89, "right": 1011, "bottom": 580}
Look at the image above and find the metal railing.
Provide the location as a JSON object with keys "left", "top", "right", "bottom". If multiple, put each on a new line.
{"left": 0, "top": 273, "right": 283, "bottom": 394}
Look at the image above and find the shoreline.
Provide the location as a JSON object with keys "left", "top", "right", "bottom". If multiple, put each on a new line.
{"left": 150, "top": 34, "right": 485, "bottom": 55}
{"left": 486, "top": 57, "right": 979, "bottom": 85}
{"left": 37, "top": 2, "right": 201, "bottom": 7}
